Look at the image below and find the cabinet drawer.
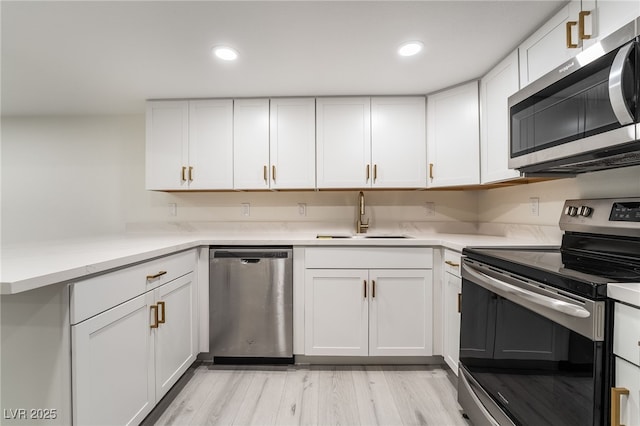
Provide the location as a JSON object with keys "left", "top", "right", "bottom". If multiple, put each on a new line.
{"left": 444, "top": 249, "right": 462, "bottom": 277}
{"left": 614, "top": 303, "right": 640, "bottom": 366}
{"left": 70, "top": 250, "right": 196, "bottom": 324}
{"left": 305, "top": 247, "right": 432, "bottom": 269}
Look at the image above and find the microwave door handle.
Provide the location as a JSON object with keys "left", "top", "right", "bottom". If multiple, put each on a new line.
{"left": 608, "top": 41, "right": 635, "bottom": 125}
{"left": 463, "top": 263, "right": 591, "bottom": 319}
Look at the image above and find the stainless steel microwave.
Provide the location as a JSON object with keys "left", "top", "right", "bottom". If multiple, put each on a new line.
{"left": 508, "top": 18, "right": 639, "bottom": 175}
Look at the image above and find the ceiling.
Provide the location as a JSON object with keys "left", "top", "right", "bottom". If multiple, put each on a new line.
{"left": 1, "top": 1, "right": 566, "bottom": 116}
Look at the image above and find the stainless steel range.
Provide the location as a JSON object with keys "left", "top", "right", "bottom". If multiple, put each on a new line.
{"left": 459, "top": 197, "right": 640, "bottom": 426}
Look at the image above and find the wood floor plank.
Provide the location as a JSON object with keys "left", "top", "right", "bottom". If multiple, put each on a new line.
{"left": 232, "top": 367, "right": 288, "bottom": 426}
{"left": 351, "top": 365, "right": 404, "bottom": 426}
{"left": 317, "top": 366, "right": 361, "bottom": 426}
{"left": 385, "top": 366, "right": 467, "bottom": 426}
{"left": 274, "top": 366, "right": 320, "bottom": 426}
{"left": 187, "top": 367, "right": 255, "bottom": 425}
{"left": 153, "top": 366, "right": 211, "bottom": 426}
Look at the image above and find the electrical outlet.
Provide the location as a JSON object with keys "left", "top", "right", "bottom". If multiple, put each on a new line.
{"left": 241, "top": 203, "right": 250, "bottom": 217}
{"left": 425, "top": 202, "right": 436, "bottom": 217}
{"left": 529, "top": 197, "right": 539, "bottom": 216}
{"left": 168, "top": 203, "right": 177, "bottom": 217}
{"left": 298, "top": 203, "right": 307, "bottom": 216}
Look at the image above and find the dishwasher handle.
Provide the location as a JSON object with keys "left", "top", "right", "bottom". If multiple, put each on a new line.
{"left": 240, "top": 258, "right": 261, "bottom": 264}
{"left": 212, "top": 249, "right": 291, "bottom": 259}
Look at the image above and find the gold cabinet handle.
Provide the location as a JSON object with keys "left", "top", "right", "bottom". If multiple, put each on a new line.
{"left": 150, "top": 304, "right": 159, "bottom": 329}
{"left": 181, "top": 166, "right": 187, "bottom": 182}
{"left": 429, "top": 163, "right": 434, "bottom": 180}
{"left": 188, "top": 166, "right": 193, "bottom": 182}
{"left": 579, "top": 10, "right": 591, "bottom": 40}
{"left": 457, "top": 293, "right": 462, "bottom": 313}
{"left": 263, "top": 165, "right": 267, "bottom": 183}
{"left": 146, "top": 271, "right": 167, "bottom": 280}
{"left": 611, "top": 387, "right": 630, "bottom": 426}
{"left": 445, "top": 260, "right": 460, "bottom": 267}
{"left": 364, "top": 280, "right": 367, "bottom": 298}
{"left": 372, "top": 280, "right": 376, "bottom": 298}
{"left": 373, "top": 164, "right": 378, "bottom": 182}
{"left": 272, "top": 165, "right": 276, "bottom": 183}
{"left": 366, "top": 164, "right": 370, "bottom": 181}
{"left": 566, "top": 21, "right": 578, "bottom": 48}
{"left": 157, "top": 301, "right": 166, "bottom": 324}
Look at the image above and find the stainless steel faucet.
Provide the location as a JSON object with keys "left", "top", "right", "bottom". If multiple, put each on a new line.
{"left": 356, "top": 191, "right": 369, "bottom": 234}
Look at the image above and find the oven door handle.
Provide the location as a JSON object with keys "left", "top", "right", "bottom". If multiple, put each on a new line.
{"left": 462, "top": 263, "right": 591, "bottom": 319}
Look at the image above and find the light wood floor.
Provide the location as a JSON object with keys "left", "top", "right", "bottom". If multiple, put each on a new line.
{"left": 151, "top": 364, "right": 469, "bottom": 426}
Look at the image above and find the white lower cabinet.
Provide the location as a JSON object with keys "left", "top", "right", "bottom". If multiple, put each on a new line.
{"left": 612, "top": 301, "right": 640, "bottom": 425}
{"left": 71, "top": 251, "right": 197, "bottom": 426}
{"left": 614, "top": 357, "right": 640, "bottom": 426}
{"left": 368, "top": 269, "right": 432, "bottom": 356}
{"left": 72, "top": 294, "right": 155, "bottom": 426}
{"left": 304, "top": 269, "right": 369, "bottom": 356}
{"left": 442, "top": 249, "right": 462, "bottom": 375}
{"left": 303, "top": 247, "right": 433, "bottom": 357}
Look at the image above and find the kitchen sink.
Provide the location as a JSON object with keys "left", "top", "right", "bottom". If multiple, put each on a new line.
{"left": 316, "top": 234, "right": 413, "bottom": 239}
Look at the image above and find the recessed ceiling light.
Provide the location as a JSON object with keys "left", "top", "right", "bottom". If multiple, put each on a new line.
{"left": 398, "top": 41, "right": 424, "bottom": 57}
{"left": 212, "top": 46, "right": 238, "bottom": 61}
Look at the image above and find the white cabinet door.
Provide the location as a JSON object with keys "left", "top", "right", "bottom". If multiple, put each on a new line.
{"left": 519, "top": 3, "right": 578, "bottom": 87}
{"left": 146, "top": 101, "right": 189, "bottom": 190}
{"left": 427, "top": 81, "right": 480, "bottom": 188}
{"left": 480, "top": 50, "right": 521, "bottom": 184}
{"left": 368, "top": 269, "right": 432, "bottom": 356}
{"left": 371, "top": 97, "right": 426, "bottom": 188}
{"left": 269, "top": 98, "right": 316, "bottom": 189}
{"left": 596, "top": 0, "right": 640, "bottom": 40}
{"left": 188, "top": 100, "right": 233, "bottom": 189}
{"left": 304, "top": 269, "right": 369, "bottom": 356}
{"left": 442, "top": 271, "right": 462, "bottom": 374}
{"left": 316, "top": 97, "right": 371, "bottom": 188}
{"left": 614, "top": 303, "right": 640, "bottom": 366}
{"left": 614, "top": 357, "right": 640, "bottom": 426}
{"left": 233, "top": 99, "right": 270, "bottom": 190}
{"left": 72, "top": 294, "right": 155, "bottom": 426}
{"left": 154, "top": 273, "right": 197, "bottom": 400}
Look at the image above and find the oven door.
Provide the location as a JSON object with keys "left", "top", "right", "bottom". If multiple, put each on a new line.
{"left": 458, "top": 258, "right": 606, "bottom": 426}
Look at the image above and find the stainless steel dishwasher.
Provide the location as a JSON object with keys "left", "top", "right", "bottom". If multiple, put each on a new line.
{"left": 209, "top": 247, "right": 293, "bottom": 363}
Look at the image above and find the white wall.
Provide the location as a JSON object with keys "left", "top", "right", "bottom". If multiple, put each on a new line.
{"left": 1, "top": 116, "right": 142, "bottom": 244}
{"left": 478, "top": 167, "right": 640, "bottom": 225}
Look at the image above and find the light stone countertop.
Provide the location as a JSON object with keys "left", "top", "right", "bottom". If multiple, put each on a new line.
{"left": 608, "top": 284, "right": 640, "bottom": 308}
{"left": 0, "top": 230, "right": 547, "bottom": 295}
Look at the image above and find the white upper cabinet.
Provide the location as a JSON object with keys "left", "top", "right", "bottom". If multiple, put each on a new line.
{"left": 269, "top": 98, "right": 316, "bottom": 189}
{"left": 427, "top": 81, "right": 480, "bottom": 188}
{"left": 596, "top": 0, "right": 640, "bottom": 41}
{"left": 146, "top": 100, "right": 233, "bottom": 190}
{"left": 519, "top": 3, "right": 580, "bottom": 87}
{"left": 519, "top": 0, "right": 639, "bottom": 88}
{"left": 371, "top": 97, "right": 426, "bottom": 188}
{"left": 233, "top": 99, "right": 270, "bottom": 190}
{"left": 316, "top": 96, "right": 426, "bottom": 189}
{"left": 146, "top": 101, "right": 189, "bottom": 190}
{"left": 316, "top": 97, "right": 371, "bottom": 189}
{"left": 480, "top": 50, "right": 521, "bottom": 184}
{"left": 189, "top": 100, "right": 233, "bottom": 189}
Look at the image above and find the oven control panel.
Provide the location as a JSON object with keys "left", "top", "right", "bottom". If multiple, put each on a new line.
{"left": 560, "top": 198, "right": 640, "bottom": 237}
{"left": 609, "top": 202, "right": 640, "bottom": 222}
